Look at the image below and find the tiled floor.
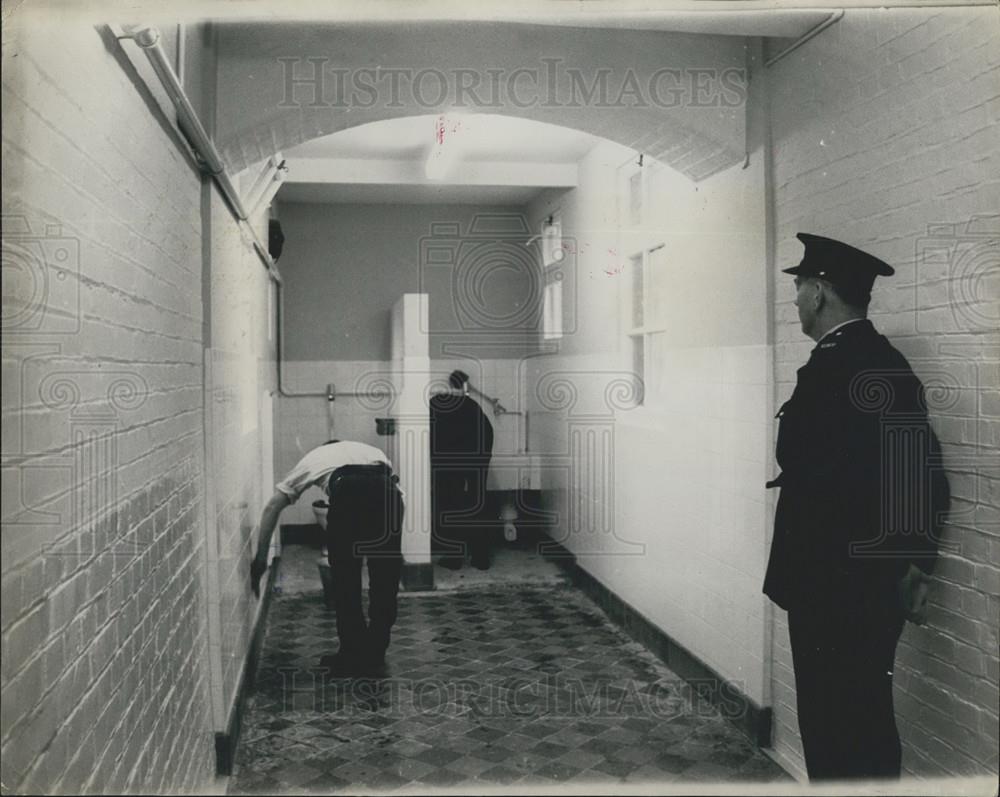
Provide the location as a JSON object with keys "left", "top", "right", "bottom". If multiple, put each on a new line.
{"left": 230, "top": 544, "right": 790, "bottom": 794}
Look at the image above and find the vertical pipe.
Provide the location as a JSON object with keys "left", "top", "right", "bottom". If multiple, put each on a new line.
{"left": 327, "top": 384, "right": 336, "bottom": 441}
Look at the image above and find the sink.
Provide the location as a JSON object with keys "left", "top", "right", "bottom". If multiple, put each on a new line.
{"left": 487, "top": 453, "right": 541, "bottom": 491}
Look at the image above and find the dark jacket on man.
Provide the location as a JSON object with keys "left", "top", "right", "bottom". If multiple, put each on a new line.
{"left": 765, "top": 319, "right": 948, "bottom": 616}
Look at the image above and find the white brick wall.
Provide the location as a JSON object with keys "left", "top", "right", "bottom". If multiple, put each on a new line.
{"left": 1, "top": 19, "right": 269, "bottom": 793}
{"left": 766, "top": 6, "right": 1000, "bottom": 778}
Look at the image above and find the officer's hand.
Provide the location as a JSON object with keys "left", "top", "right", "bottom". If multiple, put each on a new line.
{"left": 250, "top": 554, "right": 268, "bottom": 599}
{"left": 897, "top": 563, "right": 931, "bottom": 625}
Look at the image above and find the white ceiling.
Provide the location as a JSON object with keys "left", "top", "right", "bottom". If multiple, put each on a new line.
{"left": 279, "top": 114, "right": 599, "bottom": 205}
{"left": 279, "top": 183, "right": 549, "bottom": 206}
{"left": 156, "top": 3, "right": 873, "bottom": 37}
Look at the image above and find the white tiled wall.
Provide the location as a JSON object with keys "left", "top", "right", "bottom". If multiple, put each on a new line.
{"left": 203, "top": 191, "right": 275, "bottom": 736}
{"left": 524, "top": 343, "right": 771, "bottom": 703}
{"left": 525, "top": 139, "right": 771, "bottom": 704}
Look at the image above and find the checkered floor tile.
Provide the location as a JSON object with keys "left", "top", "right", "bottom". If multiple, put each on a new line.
{"left": 229, "top": 561, "right": 789, "bottom": 793}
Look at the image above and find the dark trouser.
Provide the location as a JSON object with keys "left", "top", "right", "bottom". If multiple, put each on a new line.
{"left": 788, "top": 606, "right": 905, "bottom": 781}
{"left": 431, "top": 465, "right": 489, "bottom": 565}
{"left": 327, "top": 467, "right": 404, "bottom": 661}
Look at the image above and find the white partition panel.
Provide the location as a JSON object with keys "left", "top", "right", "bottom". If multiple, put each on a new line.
{"left": 390, "top": 294, "right": 431, "bottom": 564}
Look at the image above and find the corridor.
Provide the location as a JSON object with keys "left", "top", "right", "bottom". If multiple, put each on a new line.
{"left": 2, "top": 2, "right": 998, "bottom": 795}
{"left": 229, "top": 545, "right": 788, "bottom": 793}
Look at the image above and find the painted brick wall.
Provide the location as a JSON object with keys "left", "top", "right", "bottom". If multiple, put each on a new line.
{"left": 766, "top": 6, "right": 1000, "bottom": 778}
{"left": 1, "top": 21, "right": 215, "bottom": 793}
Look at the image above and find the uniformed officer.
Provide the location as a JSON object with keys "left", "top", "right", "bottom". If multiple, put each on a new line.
{"left": 764, "top": 233, "right": 950, "bottom": 781}
{"left": 251, "top": 440, "right": 404, "bottom": 677}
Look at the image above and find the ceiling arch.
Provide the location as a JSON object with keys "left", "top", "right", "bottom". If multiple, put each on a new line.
{"left": 215, "top": 21, "right": 750, "bottom": 182}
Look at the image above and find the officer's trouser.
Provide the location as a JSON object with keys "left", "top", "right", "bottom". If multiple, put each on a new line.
{"left": 326, "top": 466, "right": 404, "bottom": 661}
{"left": 788, "top": 607, "right": 905, "bottom": 781}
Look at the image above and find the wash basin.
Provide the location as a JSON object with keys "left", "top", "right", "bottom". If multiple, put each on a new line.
{"left": 487, "top": 453, "right": 542, "bottom": 491}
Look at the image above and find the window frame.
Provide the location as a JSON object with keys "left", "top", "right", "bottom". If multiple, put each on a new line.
{"left": 617, "top": 155, "right": 667, "bottom": 411}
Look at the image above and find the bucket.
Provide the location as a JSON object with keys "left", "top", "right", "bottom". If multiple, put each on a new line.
{"left": 312, "top": 499, "right": 329, "bottom": 531}
{"left": 313, "top": 500, "right": 334, "bottom": 606}
{"left": 318, "top": 558, "right": 335, "bottom": 608}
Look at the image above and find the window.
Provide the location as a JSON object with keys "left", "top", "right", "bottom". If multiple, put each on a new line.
{"left": 628, "top": 170, "right": 644, "bottom": 226}
{"left": 618, "top": 153, "right": 665, "bottom": 409}
{"left": 624, "top": 244, "right": 667, "bottom": 407}
{"left": 541, "top": 212, "right": 564, "bottom": 340}
{"left": 543, "top": 274, "right": 563, "bottom": 340}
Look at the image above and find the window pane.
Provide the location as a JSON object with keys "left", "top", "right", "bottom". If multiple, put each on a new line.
{"left": 630, "top": 254, "right": 643, "bottom": 328}
{"left": 630, "top": 334, "right": 645, "bottom": 407}
{"left": 543, "top": 276, "right": 563, "bottom": 340}
{"left": 647, "top": 245, "right": 667, "bottom": 327}
{"left": 647, "top": 330, "right": 670, "bottom": 406}
{"left": 629, "top": 170, "right": 643, "bottom": 226}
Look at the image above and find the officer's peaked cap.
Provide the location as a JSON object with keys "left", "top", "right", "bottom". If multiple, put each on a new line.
{"left": 784, "top": 233, "right": 894, "bottom": 302}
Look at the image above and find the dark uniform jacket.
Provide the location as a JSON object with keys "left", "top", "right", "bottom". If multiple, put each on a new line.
{"left": 764, "top": 320, "right": 949, "bottom": 617}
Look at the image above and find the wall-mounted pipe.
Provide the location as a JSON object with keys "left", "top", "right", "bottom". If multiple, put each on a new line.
{"left": 251, "top": 165, "right": 289, "bottom": 216}
{"left": 125, "top": 25, "right": 276, "bottom": 277}
{"left": 331, "top": 391, "right": 394, "bottom": 399}
{"left": 244, "top": 155, "right": 282, "bottom": 211}
{"left": 468, "top": 384, "right": 528, "bottom": 452}
{"left": 764, "top": 10, "right": 844, "bottom": 68}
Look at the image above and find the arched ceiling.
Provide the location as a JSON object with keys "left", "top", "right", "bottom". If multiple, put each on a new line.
{"left": 214, "top": 21, "right": 753, "bottom": 181}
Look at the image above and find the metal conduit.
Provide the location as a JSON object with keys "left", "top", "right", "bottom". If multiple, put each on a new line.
{"left": 127, "top": 26, "right": 277, "bottom": 279}
{"left": 764, "top": 10, "right": 844, "bottom": 68}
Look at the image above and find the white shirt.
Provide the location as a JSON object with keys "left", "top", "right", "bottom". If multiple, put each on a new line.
{"left": 276, "top": 441, "right": 391, "bottom": 503}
